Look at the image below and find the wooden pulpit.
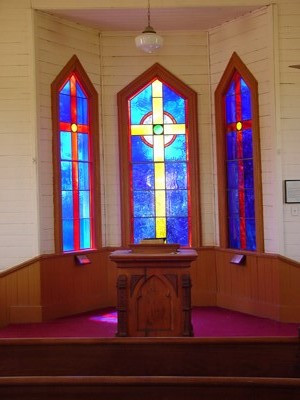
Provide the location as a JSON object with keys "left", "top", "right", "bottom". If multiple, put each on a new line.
{"left": 109, "top": 244, "right": 197, "bottom": 337}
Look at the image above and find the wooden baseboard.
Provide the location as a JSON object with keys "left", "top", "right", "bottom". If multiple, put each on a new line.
{"left": 42, "top": 294, "right": 104, "bottom": 321}
{"left": 217, "top": 293, "right": 280, "bottom": 320}
{"left": 10, "top": 306, "right": 43, "bottom": 324}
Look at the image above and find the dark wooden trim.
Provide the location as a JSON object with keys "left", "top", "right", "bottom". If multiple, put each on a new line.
{"left": 117, "top": 63, "right": 201, "bottom": 247}
{"left": 51, "top": 54, "right": 102, "bottom": 254}
{"left": 0, "top": 376, "right": 299, "bottom": 387}
{"left": 214, "top": 52, "right": 264, "bottom": 252}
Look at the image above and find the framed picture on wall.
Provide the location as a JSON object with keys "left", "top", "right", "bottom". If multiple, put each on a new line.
{"left": 284, "top": 180, "right": 300, "bottom": 203}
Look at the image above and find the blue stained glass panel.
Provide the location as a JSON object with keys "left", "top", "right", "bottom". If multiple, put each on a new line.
{"left": 132, "top": 163, "right": 154, "bottom": 190}
{"left": 228, "top": 217, "right": 240, "bottom": 249}
{"left": 133, "top": 217, "right": 155, "bottom": 243}
{"left": 61, "top": 81, "right": 70, "bottom": 95}
{"left": 246, "top": 219, "right": 256, "bottom": 250}
{"left": 166, "top": 217, "right": 188, "bottom": 246}
{"left": 245, "top": 189, "right": 255, "bottom": 218}
{"left": 227, "top": 161, "right": 238, "bottom": 189}
{"left": 165, "top": 163, "right": 187, "bottom": 189}
{"left": 77, "top": 97, "right": 88, "bottom": 125}
{"left": 79, "top": 190, "right": 90, "bottom": 218}
{"left": 166, "top": 190, "right": 188, "bottom": 217}
{"left": 76, "top": 82, "right": 86, "bottom": 99}
{"left": 78, "top": 133, "right": 89, "bottom": 161}
{"left": 240, "top": 78, "right": 249, "bottom": 93}
{"left": 242, "top": 129, "right": 253, "bottom": 159}
{"left": 163, "top": 84, "right": 185, "bottom": 123}
{"left": 60, "top": 131, "right": 72, "bottom": 160}
{"left": 241, "top": 80, "right": 251, "bottom": 121}
{"left": 131, "top": 136, "right": 153, "bottom": 162}
{"left": 59, "top": 93, "right": 71, "bottom": 122}
{"left": 62, "top": 219, "right": 74, "bottom": 251}
{"left": 165, "top": 135, "right": 186, "bottom": 161}
{"left": 61, "top": 161, "right": 72, "bottom": 190}
{"left": 227, "top": 189, "right": 239, "bottom": 216}
{"left": 78, "top": 162, "right": 90, "bottom": 190}
{"left": 80, "top": 218, "right": 91, "bottom": 249}
{"left": 133, "top": 191, "right": 154, "bottom": 217}
{"left": 226, "top": 131, "right": 237, "bottom": 160}
{"left": 244, "top": 160, "right": 254, "bottom": 188}
{"left": 130, "top": 84, "right": 152, "bottom": 124}
{"left": 227, "top": 81, "right": 235, "bottom": 96}
{"left": 226, "top": 95, "right": 236, "bottom": 124}
{"left": 61, "top": 191, "right": 73, "bottom": 219}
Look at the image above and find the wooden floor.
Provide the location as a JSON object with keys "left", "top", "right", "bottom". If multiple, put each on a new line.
{"left": 0, "top": 336, "right": 299, "bottom": 399}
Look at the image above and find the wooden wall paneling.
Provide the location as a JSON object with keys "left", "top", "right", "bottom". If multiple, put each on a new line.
{"left": 40, "top": 250, "right": 112, "bottom": 322}
{"left": 256, "top": 256, "right": 279, "bottom": 319}
{"left": 192, "top": 248, "right": 217, "bottom": 306}
{"left": 0, "top": 277, "right": 8, "bottom": 327}
{"left": 106, "top": 251, "right": 118, "bottom": 307}
{"left": 278, "top": 258, "right": 300, "bottom": 322}
{"left": 10, "top": 261, "right": 42, "bottom": 323}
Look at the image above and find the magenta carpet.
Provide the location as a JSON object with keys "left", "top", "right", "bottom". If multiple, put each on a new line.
{"left": 0, "top": 307, "right": 298, "bottom": 338}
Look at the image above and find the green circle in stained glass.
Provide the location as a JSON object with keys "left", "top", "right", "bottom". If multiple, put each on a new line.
{"left": 153, "top": 124, "right": 164, "bottom": 135}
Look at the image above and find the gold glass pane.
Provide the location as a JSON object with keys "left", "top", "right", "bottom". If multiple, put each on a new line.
{"left": 131, "top": 125, "right": 153, "bottom": 135}
{"left": 153, "top": 98, "right": 163, "bottom": 124}
{"left": 156, "top": 217, "right": 166, "bottom": 238}
{"left": 155, "top": 190, "right": 166, "bottom": 217}
{"left": 155, "top": 163, "right": 165, "bottom": 189}
{"left": 152, "top": 80, "right": 162, "bottom": 97}
{"left": 153, "top": 135, "right": 164, "bottom": 161}
{"left": 164, "top": 124, "right": 186, "bottom": 135}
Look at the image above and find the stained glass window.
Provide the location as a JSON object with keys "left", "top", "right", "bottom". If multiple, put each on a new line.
{"left": 225, "top": 71, "right": 256, "bottom": 251}
{"left": 58, "top": 74, "right": 93, "bottom": 252}
{"left": 129, "top": 79, "right": 190, "bottom": 246}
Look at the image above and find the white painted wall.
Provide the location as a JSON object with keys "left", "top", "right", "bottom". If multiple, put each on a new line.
{"left": 35, "top": 11, "right": 102, "bottom": 254}
{"left": 277, "top": 1, "right": 300, "bottom": 261}
{"left": 100, "top": 30, "right": 213, "bottom": 246}
{"left": 0, "top": 0, "right": 39, "bottom": 269}
{"left": 208, "top": 6, "right": 284, "bottom": 254}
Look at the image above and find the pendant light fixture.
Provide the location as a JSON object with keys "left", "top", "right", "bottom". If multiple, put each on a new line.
{"left": 135, "top": 0, "right": 163, "bottom": 53}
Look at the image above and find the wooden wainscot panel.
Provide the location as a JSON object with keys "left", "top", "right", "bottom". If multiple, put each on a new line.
{"left": 0, "top": 276, "right": 8, "bottom": 328}
{"left": 0, "top": 259, "right": 42, "bottom": 326}
{"left": 40, "top": 249, "right": 111, "bottom": 321}
{"left": 192, "top": 247, "right": 217, "bottom": 306}
{"left": 215, "top": 249, "right": 281, "bottom": 320}
{"left": 278, "top": 256, "right": 300, "bottom": 323}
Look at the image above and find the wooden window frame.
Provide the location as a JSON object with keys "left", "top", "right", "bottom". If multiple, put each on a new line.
{"left": 215, "top": 52, "right": 264, "bottom": 252}
{"left": 117, "top": 63, "right": 201, "bottom": 247}
{"left": 51, "top": 55, "right": 101, "bottom": 253}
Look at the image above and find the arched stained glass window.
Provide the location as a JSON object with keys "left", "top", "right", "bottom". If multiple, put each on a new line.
{"left": 52, "top": 56, "right": 101, "bottom": 253}
{"left": 225, "top": 71, "right": 255, "bottom": 250}
{"left": 215, "top": 53, "right": 264, "bottom": 252}
{"left": 130, "top": 79, "right": 189, "bottom": 245}
{"left": 118, "top": 64, "right": 201, "bottom": 247}
{"left": 59, "top": 74, "right": 92, "bottom": 251}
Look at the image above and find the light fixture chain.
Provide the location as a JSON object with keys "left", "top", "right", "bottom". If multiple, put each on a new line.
{"left": 148, "top": 0, "right": 151, "bottom": 27}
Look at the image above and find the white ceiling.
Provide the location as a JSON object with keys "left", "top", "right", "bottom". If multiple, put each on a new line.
{"left": 46, "top": 6, "right": 262, "bottom": 31}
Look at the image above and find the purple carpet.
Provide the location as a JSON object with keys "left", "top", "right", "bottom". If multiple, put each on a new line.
{"left": 0, "top": 307, "right": 298, "bottom": 338}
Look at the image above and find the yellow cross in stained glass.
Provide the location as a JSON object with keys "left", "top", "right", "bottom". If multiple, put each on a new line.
{"left": 130, "top": 79, "right": 186, "bottom": 239}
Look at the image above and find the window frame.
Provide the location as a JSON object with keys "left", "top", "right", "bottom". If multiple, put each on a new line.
{"left": 51, "top": 55, "right": 101, "bottom": 253}
{"left": 215, "top": 52, "right": 264, "bottom": 252}
{"left": 117, "top": 63, "right": 201, "bottom": 247}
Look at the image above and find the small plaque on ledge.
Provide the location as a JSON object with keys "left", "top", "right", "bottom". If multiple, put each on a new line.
{"left": 129, "top": 242, "right": 179, "bottom": 254}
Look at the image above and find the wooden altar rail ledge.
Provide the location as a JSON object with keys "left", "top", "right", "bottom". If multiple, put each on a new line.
{"left": 0, "top": 376, "right": 299, "bottom": 400}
